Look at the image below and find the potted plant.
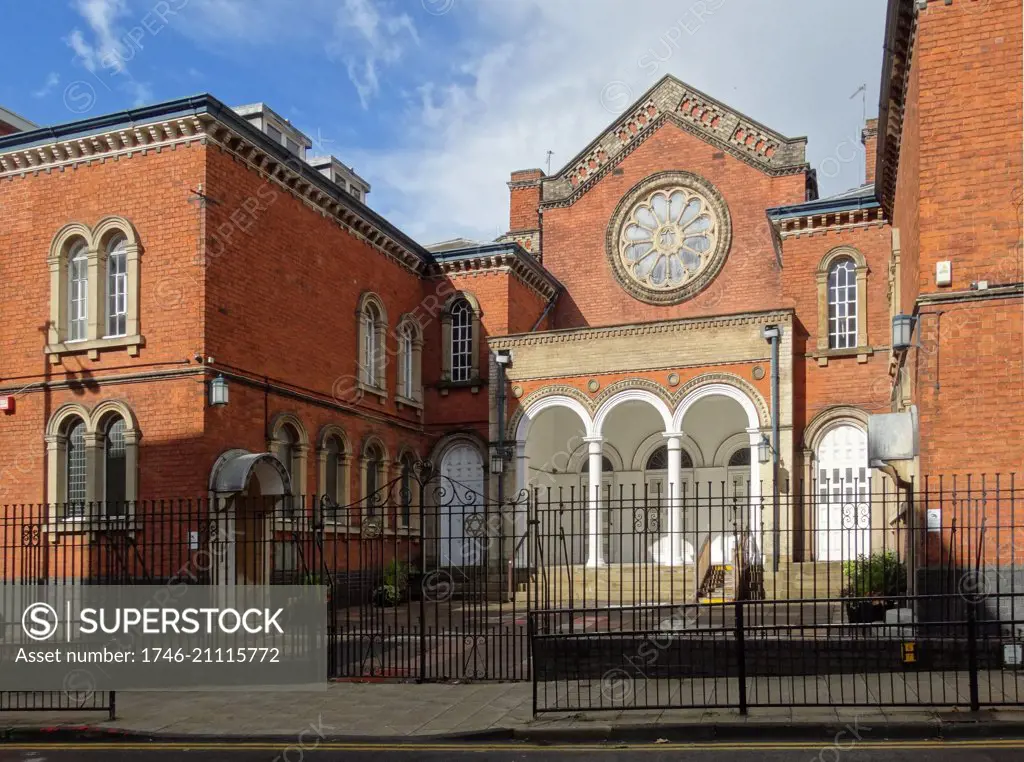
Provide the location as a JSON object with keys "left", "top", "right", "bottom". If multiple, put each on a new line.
{"left": 372, "top": 559, "right": 409, "bottom": 608}
{"left": 841, "top": 551, "right": 907, "bottom": 624}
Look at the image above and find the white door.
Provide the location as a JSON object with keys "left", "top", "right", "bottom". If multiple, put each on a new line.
{"left": 816, "top": 425, "right": 870, "bottom": 561}
{"left": 440, "top": 444, "right": 485, "bottom": 566}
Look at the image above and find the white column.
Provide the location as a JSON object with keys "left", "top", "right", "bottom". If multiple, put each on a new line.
{"left": 584, "top": 435, "right": 604, "bottom": 568}
{"left": 514, "top": 441, "right": 529, "bottom": 565}
{"left": 662, "top": 432, "right": 684, "bottom": 565}
{"left": 747, "top": 427, "right": 764, "bottom": 562}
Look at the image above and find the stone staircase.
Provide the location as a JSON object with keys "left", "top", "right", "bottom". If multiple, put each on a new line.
{"left": 754, "top": 561, "right": 846, "bottom": 600}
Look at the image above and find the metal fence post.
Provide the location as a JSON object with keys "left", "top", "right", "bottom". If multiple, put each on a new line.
{"left": 967, "top": 600, "right": 980, "bottom": 711}
{"left": 735, "top": 600, "right": 748, "bottom": 715}
{"left": 108, "top": 691, "right": 116, "bottom": 721}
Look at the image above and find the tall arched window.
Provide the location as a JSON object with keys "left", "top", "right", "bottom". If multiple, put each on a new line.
{"left": 363, "top": 302, "right": 381, "bottom": 387}
{"left": 66, "top": 418, "right": 87, "bottom": 517}
{"left": 450, "top": 298, "right": 473, "bottom": 382}
{"left": 278, "top": 424, "right": 300, "bottom": 513}
{"left": 68, "top": 241, "right": 89, "bottom": 342}
{"left": 827, "top": 257, "right": 857, "bottom": 349}
{"left": 396, "top": 318, "right": 422, "bottom": 405}
{"left": 105, "top": 234, "right": 128, "bottom": 338}
{"left": 364, "top": 441, "right": 385, "bottom": 517}
{"left": 324, "top": 435, "right": 344, "bottom": 507}
{"left": 103, "top": 416, "right": 127, "bottom": 515}
{"left": 399, "top": 452, "right": 416, "bottom": 528}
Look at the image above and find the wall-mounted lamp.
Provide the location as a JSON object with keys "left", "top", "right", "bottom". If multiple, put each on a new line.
{"left": 892, "top": 313, "right": 916, "bottom": 352}
{"left": 758, "top": 434, "right": 775, "bottom": 465}
{"left": 209, "top": 374, "right": 229, "bottom": 407}
{"left": 490, "top": 444, "right": 514, "bottom": 475}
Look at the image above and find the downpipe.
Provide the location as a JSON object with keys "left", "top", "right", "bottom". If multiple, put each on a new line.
{"left": 762, "top": 324, "right": 781, "bottom": 573}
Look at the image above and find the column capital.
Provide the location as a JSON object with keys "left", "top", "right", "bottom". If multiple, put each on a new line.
{"left": 582, "top": 435, "right": 603, "bottom": 443}
{"left": 662, "top": 431, "right": 684, "bottom": 442}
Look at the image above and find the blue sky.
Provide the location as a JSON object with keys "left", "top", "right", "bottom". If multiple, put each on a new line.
{"left": 0, "top": 0, "right": 888, "bottom": 244}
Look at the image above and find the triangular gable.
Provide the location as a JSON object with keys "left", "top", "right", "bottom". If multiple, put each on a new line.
{"left": 542, "top": 75, "right": 808, "bottom": 208}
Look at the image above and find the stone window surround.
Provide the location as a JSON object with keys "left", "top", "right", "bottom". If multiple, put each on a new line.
{"left": 814, "top": 246, "right": 870, "bottom": 366}
{"left": 316, "top": 424, "right": 352, "bottom": 529}
{"left": 439, "top": 291, "right": 482, "bottom": 393}
{"left": 267, "top": 412, "right": 309, "bottom": 519}
{"left": 395, "top": 447, "right": 421, "bottom": 533}
{"left": 359, "top": 436, "right": 390, "bottom": 526}
{"left": 356, "top": 292, "right": 389, "bottom": 403}
{"left": 395, "top": 315, "right": 424, "bottom": 411}
{"left": 44, "top": 400, "right": 141, "bottom": 527}
{"left": 605, "top": 171, "right": 733, "bottom": 306}
{"left": 46, "top": 217, "right": 144, "bottom": 364}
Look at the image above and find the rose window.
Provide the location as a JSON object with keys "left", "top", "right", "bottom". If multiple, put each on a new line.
{"left": 619, "top": 188, "right": 718, "bottom": 290}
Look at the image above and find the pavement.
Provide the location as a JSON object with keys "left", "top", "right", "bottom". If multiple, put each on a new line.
{"left": 3, "top": 681, "right": 1024, "bottom": 745}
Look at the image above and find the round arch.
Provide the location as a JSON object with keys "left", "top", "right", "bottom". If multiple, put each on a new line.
{"left": 316, "top": 423, "right": 351, "bottom": 453}
{"left": 631, "top": 430, "right": 703, "bottom": 470}
{"left": 712, "top": 431, "right": 753, "bottom": 468}
{"left": 268, "top": 412, "right": 309, "bottom": 446}
{"left": 818, "top": 245, "right": 867, "bottom": 274}
{"left": 514, "top": 393, "right": 595, "bottom": 442}
{"left": 567, "top": 441, "right": 625, "bottom": 474}
{"left": 593, "top": 388, "right": 673, "bottom": 436}
{"left": 92, "top": 215, "right": 141, "bottom": 249}
{"left": 45, "top": 402, "right": 92, "bottom": 437}
{"left": 803, "top": 405, "right": 869, "bottom": 452}
{"left": 48, "top": 222, "right": 94, "bottom": 262}
{"left": 429, "top": 430, "right": 488, "bottom": 469}
{"left": 672, "top": 380, "right": 762, "bottom": 433}
{"left": 90, "top": 399, "right": 141, "bottom": 436}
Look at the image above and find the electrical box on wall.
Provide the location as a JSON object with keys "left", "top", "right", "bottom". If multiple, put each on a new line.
{"left": 0, "top": 396, "right": 14, "bottom": 412}
{"left": 936, "top": 261, "right": 952, "bottom": 287}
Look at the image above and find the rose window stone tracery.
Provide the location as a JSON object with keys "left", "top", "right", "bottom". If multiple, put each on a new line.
{"left": 606, "top": 171, "right": 732, "bottom": 305}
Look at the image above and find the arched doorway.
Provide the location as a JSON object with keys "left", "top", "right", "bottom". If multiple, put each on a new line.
{"left": 815, "top": 424, "right": 870, "bottom": 561}
{"left": 439, "top": 443, "right": 485, "bottom": 567}
{"left": 209, "top": 449, "right": 291, "bottom": 585}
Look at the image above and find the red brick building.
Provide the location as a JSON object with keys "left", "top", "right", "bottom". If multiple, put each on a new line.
{"left": 0, "top": 0, "right": 1019, "bottom": 585}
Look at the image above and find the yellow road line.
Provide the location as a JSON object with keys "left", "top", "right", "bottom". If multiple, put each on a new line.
{"left": 6, "top": 739, "right": 1024, "bottom": 752}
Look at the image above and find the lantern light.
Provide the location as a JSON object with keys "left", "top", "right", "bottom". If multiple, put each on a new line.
{"left": 209, "top": 374, "right": 229, "bottom": 406}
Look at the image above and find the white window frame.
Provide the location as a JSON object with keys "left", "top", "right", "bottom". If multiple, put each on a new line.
{"left": 450, "top": 299, "right": 473, "bottom": 382}
{"left": 67, "top": 242, "right": 88, "bottom": 343}
{"left": 105, "top": 235, "right": 128, "bottom": 338}
{"left": 828, "top": 257, "right": 858, "bottom": 350}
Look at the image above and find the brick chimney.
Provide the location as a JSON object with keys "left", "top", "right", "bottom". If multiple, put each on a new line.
{"left": 508, "top": 169, "right": 544, "bottom": 233}
{"left": 861, "top": 118, "right": 879, "bottom": 185}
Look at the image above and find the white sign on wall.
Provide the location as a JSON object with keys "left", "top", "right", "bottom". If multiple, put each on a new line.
{"left": 926, "top": 508, "right": 942, "bottom": 532}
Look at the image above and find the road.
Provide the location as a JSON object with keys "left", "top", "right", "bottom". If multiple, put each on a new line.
{"left": 1, "top": 740, "right": 1024, "bottom": 761}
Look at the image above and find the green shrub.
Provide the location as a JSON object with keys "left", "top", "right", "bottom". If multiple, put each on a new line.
{"left": 841, "top": 551, "right": 907, "bottom": 598}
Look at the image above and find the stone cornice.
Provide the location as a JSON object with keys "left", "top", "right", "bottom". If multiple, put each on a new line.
{"left": 775, "top": 207, "right": 888, "bottom": 238}
{"left": 541, "top": 76, "right": 808, "bottom": 209}
{"left": 429, "top": 248, "right": 560, "bottom": 300}
{"left": 0, "top": 96, "right": 433, "bottom": 278}
{"left": 490, "top": 309, "right": 794, "bottom": 349}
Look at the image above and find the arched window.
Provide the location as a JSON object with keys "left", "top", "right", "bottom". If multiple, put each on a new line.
{"left": 65, "top": 418, "right": 87, "bottom": 517}
{"left": 67, "top": 241, "right": 89, "bottom": 342}
{"left": 646, "top": 446, "right": 668, "bottom": 470}
{"left": 728, "top": 448, "right": 751, "bottom": 467}
{"left": 324, "top": 435, "right": 345, "bottom": 508}
{"left": 268, "top": 414, "right": 308, "bottom": 516}
{"left": 363, "top": 302, "right": 381, "bottom": 387}
{"left": 450, "top": 298, "right": 473, "bottom": 382}
{"left": 105, "top": 234, "right": 128, "bottom": 338}
{"left": 399, "top": 452, "right": 416, "bottom": 528}
{"left": 103, "top": 416, "right": 127, "bottom": 515}
{"left": 364, "top": 441, "right": 386, "bottom": 517}
{"left": 827, "top": 257, "right": 857, "bottom": 349}
{"left": 580, "top": 456, "right": 615, "bottom": 472}
{"left": 396, "top": 318, "right": 423, "bottom": 405}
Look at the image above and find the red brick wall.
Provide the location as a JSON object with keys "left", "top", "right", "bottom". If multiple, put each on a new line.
{"left": 541, "top": 122, "right": 806, "bottom": 328}
{"left": 780, "top": 224, "right": 893, "bottom": 441}
{"left": 0, "top": 144, "right": 209, "bottom": 505}
{"left": 509, "top": 169, "right": 543, "bottom": 233}
{"left": 898, "top": 0, "right": 1024, "bottom": 475}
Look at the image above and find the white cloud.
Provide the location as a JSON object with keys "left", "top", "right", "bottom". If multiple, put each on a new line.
{"left": 330, "top": 0, "right": 418, "bottom": 108}
{"left": 66, "top": 0, "right": 154, "bottom": 106}
{"left": 164, "top": 0, "right": 889, "bottom": 245}
{"left": 32, "top": 72, "right": 61, "bottom": 99}
{"left": 344, "top": 0, "right": 888, "bottom": 244}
